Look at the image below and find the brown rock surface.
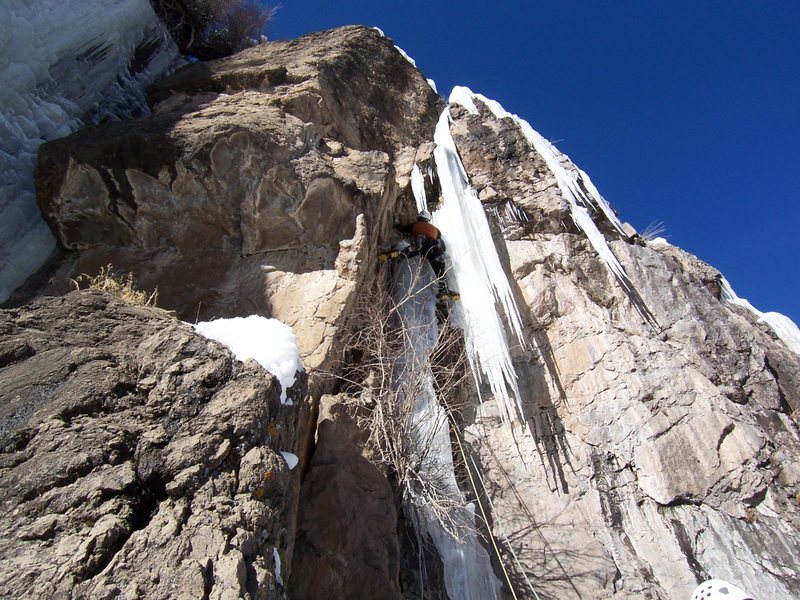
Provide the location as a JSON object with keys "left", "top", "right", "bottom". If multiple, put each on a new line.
{"left": 289, "top": 395, "right": 401, "bottom": 599}
{"left": 0, "top": 290, "right": 303, "bottom": 599}
{"left": 34, "top": 25, "right": 443, "bottom": 371}
{"left": 20, "top": 22, "right": 800, "bottom": 600}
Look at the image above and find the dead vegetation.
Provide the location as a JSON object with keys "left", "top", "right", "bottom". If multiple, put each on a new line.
{"left": 331, "top": 262, "right": 477, "bottom": 539}
{"left": 150, "top": 0, "right": 274, "bottom": 59}
{"left": 72, "top": 264, "right": 159, "bottom": 307}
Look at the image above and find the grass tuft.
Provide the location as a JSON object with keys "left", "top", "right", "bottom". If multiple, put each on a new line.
{"left": 72, "top": 264, "right": 158, "bottom": 307}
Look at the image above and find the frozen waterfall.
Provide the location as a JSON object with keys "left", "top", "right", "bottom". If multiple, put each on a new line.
{"left": 422, "top": 107, "right": 527, "bottom": 425}
{"left": 390, "top": 255, "right": 502, "bottom": 600}
{"left": 0, "top": 0, "right": 182, "bottom": 302}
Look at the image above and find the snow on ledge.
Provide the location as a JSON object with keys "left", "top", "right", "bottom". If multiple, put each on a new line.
{"left": 372, "top": 27, "right": 438, "bottom": 93}
{"left": 194, "top": 316, "right": 303, "bottom": 404}
{"left": 648, "top": 237, "right": 671, "bottom": 247}
{"left": 720, "top": 278, "right": 800, "bottom": 355}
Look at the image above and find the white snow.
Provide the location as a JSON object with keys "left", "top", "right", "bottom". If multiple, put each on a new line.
{"left": 370, "top": 27, "right": 437, "bottom": 92}
{"left": 720, "top": 278, "right": 800, "bottom": 355}
{"left": 649, "top": 237, "right": 672, "bottom": 247}
{"left": 448, "top": 86, "right": 480, "bottom": 115}
{"left": 280, "top": 451, "right": 299, "bottom": 470}
{"left": 394, "top": 45, "right": 417, "bottom": 68}
{"left": 428, "top": 107, "right": 526, "bottom": 424}
{"left": 194, "top": 316, "right": 303, "bottom": 403}
{"left": 0, "top": 0, "right": 181, "bottom": 303}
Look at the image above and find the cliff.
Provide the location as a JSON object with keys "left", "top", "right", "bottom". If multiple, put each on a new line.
{"left": 2, "top": 24, "right": 799, "bottom": 599}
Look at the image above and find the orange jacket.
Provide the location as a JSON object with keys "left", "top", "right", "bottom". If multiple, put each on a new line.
{"left": 409, "top": 220, "right": 441, "bottom": 240}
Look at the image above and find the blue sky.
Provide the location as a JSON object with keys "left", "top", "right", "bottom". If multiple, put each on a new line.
{"left": 268, "top": 1, "right": 799, "bottom": 325}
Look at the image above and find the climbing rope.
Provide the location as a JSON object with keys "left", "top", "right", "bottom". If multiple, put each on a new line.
{"left": 445, "top": 409, "right": 533, "bottom": 600}
{"left": 480, "top": 423, "right": 583, "bottom": 599}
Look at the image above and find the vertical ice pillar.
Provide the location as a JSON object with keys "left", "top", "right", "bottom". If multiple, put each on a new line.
{"left": 390, "top": 256, "right": 501, "bottom": 600}
{"left": 427, "top": 106, "right": 526, "bottom": 424}
{"left": 411, "top": 164, "right": 428, "bottom": 213}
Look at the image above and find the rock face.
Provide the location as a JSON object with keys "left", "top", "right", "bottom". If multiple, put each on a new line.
{"left": 17, "top": 22, "right": 800, "bottom": 600}
{"left": 0, "top": 290, "right": 304, "bottom": 599}
{"left": 444, "top": 99, "right": 800, "bottom": 599}
{"left": 290, "top": 396, "right": 401, "bottom": 599}
{"left": 35, "top": 25, "right": 442, "bottom": 372}
{"left": 25, "top": 25, "right": 442, "bottom": 600}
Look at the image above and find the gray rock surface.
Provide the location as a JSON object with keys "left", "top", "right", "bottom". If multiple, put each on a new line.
{"left": 34, "top": 25, "right": 442, "bottom": 372}
{"left": 446, "top": 97, "right": 800, "bottom": 599}
{"left": 0, "top": 290, "right": 303, "bottom": 599}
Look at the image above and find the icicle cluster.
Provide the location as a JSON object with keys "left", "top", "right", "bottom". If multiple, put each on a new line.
{"left": 450, "top": 87, "right": 635, "bottom": 288}
{"left": 0, "top": 0, "right": 181, "bottom": 303}
{"left": 449, "top": 87, "right": 665, "bottom": 331}
{"left": 412, "top": 107, "right": 527, "bottom": 425}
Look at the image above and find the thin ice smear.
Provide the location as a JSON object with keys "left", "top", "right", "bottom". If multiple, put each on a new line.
{"left": 721, "top": 278, "right": 800, "bottom": 355}
{"left": 273, "top": 547, "right": 283, "bottom": 587}
{"left": 372, "top": 27, "right": 438, "bottom": 93}
{"left": 280, "top": 451, "right": 299, "bottom": 470}
{"left": 449, "top": 86, "right": 659, "bottom": 331}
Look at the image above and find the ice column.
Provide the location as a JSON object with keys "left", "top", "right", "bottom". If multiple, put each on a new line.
{"left": 391, "top": 256, "right": 501, "bottom": 600}
{"left": 449, "top": 87, "right": 666, "bottom": 331}
{"left": 424, "top": 107, "right": 526, "bottom": 424}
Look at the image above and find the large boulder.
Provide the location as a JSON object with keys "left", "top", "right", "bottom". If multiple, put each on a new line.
{"left": 0, "top": 290, "right": 304, "bottom": 599}
{"left": 34, "top": 26, "right": 443, "bottom": 371}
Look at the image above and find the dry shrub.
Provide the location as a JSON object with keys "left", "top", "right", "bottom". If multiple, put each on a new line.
{"left": 150, "top": 0, "right": 274, "bottom": 59}
{"left": 333, "top": 262, "right": 475, "bottom": 539}
{"left": 73, "top": 264, "right": 159, "bottom": 307}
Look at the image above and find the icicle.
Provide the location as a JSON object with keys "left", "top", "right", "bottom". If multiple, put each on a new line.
{"left": 411, "top": 164, "right": 428, "bottom": 213}
{"left": 431, "top": 107, "right": 526, "bottom": 424}
{"left": 448, "top": 87, "right": 661, "bottom": 331}
{"left": 721, "top": 278, "right": 800, "bottom": 355}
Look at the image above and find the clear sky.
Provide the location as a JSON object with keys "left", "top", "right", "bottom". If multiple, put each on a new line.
{"left": 268, "top": 1, "right": 800, "bottom": 325}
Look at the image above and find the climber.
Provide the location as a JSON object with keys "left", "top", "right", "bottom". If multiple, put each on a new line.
{"left": 689, "top": 579, "right": 754, "bottom": 600}
{"left": 393, "top": 210, "right": 457, "bottom": 300}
